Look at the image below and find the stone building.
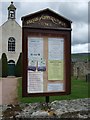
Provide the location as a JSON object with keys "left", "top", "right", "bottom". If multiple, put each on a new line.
{"left": 0, "top": 2, "right": 22, "bottom": 76}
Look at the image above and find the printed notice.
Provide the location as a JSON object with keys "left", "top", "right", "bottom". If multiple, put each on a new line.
{"left": 48, "top": 83, "right": 64, "bottom": 92}
{"left": 48, "top": 60, "right": 64, "bottom": 80}
{"left": 38, "top": 59, "right": 46, "bottom": 71}
{"left": 28, "top": 37, "right": 43, "bottom": 61}
{"left": 48, "top": 38, "right": 64, "bottom": 80}
{"left": 48, "top": 38, "right": 64, "bottom": 60}
{"left": 28, "top": 71, "right": 43, "bottom": 93}
{"left": 28, "top": 60, "right": 37, "bottom": 71}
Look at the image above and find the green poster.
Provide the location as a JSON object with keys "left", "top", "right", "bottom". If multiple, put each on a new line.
{"left": 48, "top": 60, "right": 64, "bottom": 80}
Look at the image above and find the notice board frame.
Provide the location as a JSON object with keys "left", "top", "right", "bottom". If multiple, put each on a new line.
{"left": 22, "top": 27, "right": 71, "bottom": 97}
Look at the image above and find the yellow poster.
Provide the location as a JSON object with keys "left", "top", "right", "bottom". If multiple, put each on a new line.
{"left": 48, "top": 60, "right": 64, "bottom": 80}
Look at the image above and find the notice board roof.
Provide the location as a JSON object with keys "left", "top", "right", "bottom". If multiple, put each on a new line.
{"left": 21, "top": 8, "right": 72, "bottom": 22}
{"left": 21, "top": 8, "right": 72, "bottom": 30}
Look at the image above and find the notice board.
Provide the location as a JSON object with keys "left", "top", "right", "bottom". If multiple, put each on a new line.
{"left": 21, "top": 8, "right": 72, "bottom": 97}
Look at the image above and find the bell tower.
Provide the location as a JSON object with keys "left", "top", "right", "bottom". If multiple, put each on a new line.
{"left": 8, "top": 1, "right": 16, "bottom": 20}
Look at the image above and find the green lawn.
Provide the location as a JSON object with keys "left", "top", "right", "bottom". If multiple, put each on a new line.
{"left": 18, "top": 77, "right": 89, "bottom": 103}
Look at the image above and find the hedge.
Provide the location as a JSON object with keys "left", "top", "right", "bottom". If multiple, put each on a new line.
{"left": 15, "top": 52, "right": 22, "bottom": 77}
{"left": 1, "top": 53, "right": 8, "bottom": 77}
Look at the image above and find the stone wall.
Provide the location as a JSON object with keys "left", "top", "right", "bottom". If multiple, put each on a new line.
{"left": 1, "top": 98, "right": 90, "bottom": 119}
{"left": 71, "top": 61, "right": 90, "bottom": 77}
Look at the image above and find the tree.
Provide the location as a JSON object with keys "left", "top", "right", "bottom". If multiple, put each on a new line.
{"left": 15, "top": 52, "right": 22, "bottom": 77}
{"left": 1, "top": 53, "right": 8, "bottom": 77}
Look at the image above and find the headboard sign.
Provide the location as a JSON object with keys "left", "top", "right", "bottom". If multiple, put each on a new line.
{"left": 25, "top": 15, "right": 67, "bottom": 28}
{"left": 21, "top": 8, "right": 72, "bottom": 97}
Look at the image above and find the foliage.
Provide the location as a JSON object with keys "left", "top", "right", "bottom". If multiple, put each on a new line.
{"left": 1, "top": 53, "right": 8, "bottom": 77}
{"left": 18, "top": 77, "right": 88, "bottom": 103}
{"left": 15, "top": 53, "right": 22, "bottom": 77}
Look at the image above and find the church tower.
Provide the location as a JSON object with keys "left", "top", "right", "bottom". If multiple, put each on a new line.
{"left": 0, "top": 1, "right": 22, "bottom": 76}
{"left": 8, "top": 1, "right": 16, "bottom": 19}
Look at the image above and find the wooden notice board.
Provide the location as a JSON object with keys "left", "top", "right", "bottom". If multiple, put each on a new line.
{"left": 21, "top": 8, "right": 72, "bottom": 97}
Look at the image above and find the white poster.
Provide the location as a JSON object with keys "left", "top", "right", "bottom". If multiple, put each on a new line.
{"left": 48, "top": 83, "right": 64, "bottom": 92}
{"left": 28, "top": 71, "right": 43, "bottom": 93}
{"left": 28, "top": 60, "right": 37, "bottom": 71}
{"left": 48, "top": 38, "right": 64, "bottom": 60}
{"left": 28, "top": 37, "right": 43, "bottom": 61}
{"left": 38, "top": 59, "right": 46, "bottom": 71}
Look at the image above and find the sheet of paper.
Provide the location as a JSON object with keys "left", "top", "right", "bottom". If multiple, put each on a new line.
{"left": 28, "top": 60, "right": 37, "bottom": 71}
{"left": 28, "top": 71, "right": 43, "bottom": 93}
{"left": 28, "top": 60, "right": 37, "bottom": 66}
{"left": 48, "top": 38, "right": 64, "bottom": 80}
{"left": 38, "top": 59, "right": 46, "bottom": 71}
{"left": 48, "top": 83, "right": 64, "bottom": 92}
{"left": 28, "top": 37, "right": 43, "bottom": 61}
{"left": 48, "top": 60, "right": 64, "bottom": 80}
{"left": 48, "top": 38, "right": 64, "bottom": 60}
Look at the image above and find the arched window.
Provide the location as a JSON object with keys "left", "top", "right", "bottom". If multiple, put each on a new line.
{"left": 10, "top": 10, "right": 15, "bottom": 19}
{"left": 8, "top": 37, "right": 15, "bottom": 52}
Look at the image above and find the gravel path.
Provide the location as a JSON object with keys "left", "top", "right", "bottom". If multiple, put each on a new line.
{"left": 0, "top": 77, "right": 18, "bottom": 105}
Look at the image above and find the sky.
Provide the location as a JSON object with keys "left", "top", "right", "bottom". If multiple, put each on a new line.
{"left": 0, "top": 0, "right": 89, "bottom": 54}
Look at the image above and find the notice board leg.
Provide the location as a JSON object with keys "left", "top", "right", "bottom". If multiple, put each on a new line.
{"left": 46, "top": 96, "right": 49, "bottom": 103}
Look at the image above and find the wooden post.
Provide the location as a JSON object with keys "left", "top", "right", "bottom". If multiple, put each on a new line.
{"left": 46, "top": 96, "right": 49, "bottom": 103}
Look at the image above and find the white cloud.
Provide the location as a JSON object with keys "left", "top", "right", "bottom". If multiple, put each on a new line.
{"left": 54, "top": 2, "right": 88, "bottom": 24}
{"left": 0, "top": 0, "right": 89, "bottom": 53}
{"left": 0, "top": 0, "right": 89, "bottom": 2}
{"left": 0, "top": 3, "right": 2, "bottom": 26}
{"left": 71, "top": 43, "right": 89, "bottom": 53}
{"left": 72, "top": 23, "right": 88, "bottom": 45}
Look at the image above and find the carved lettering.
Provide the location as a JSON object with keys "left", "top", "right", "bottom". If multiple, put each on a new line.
{"left": 26, "top": 15, "right": 66, "bottom": 27}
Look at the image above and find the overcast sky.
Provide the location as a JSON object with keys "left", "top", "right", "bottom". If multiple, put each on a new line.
{"left": 0, "top": 0, "right": 89, "bottom": 53}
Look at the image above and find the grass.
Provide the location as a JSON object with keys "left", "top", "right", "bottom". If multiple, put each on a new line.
{"left": 71, "top": 53, "right": 89, "bottom": 61}
{"left": 18, "top": 77, "right": 89, "bottom": 103}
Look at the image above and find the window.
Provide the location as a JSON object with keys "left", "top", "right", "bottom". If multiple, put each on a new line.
{"left": 10, "top": 10, "right": 15, "bottom": 18}
{"left": 8, "top": 37, "right": 15, "bottom": 52}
